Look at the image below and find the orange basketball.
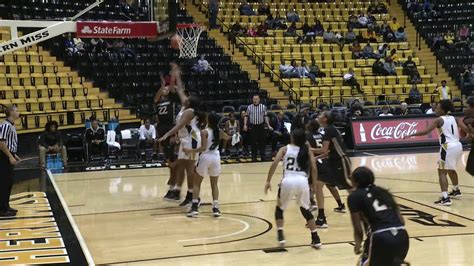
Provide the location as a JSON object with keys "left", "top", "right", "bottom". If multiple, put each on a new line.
{"left": 170, "top": 34, "right": 181, "bottom": 50}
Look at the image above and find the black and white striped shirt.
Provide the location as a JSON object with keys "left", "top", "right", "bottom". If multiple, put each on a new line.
{"left": 246, "top": 104, "right": 267, "bottom": 125}
{"left": 0, "top": 120, "right": 18, "bottom": 153}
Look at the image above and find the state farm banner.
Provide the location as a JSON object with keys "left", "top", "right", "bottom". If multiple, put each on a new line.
{"left": 76, "top": 22, "right": 157, "bottom": 38}
{"left": 351, "top": 116, "right": 440, "bottom": 149}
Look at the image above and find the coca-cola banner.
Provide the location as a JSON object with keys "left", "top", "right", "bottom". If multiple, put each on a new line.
{"left": 351, "top": 117, "right": 440, "bottom": 149}
{"left": 76, "top": 22, "right": 157, "bottom": 38}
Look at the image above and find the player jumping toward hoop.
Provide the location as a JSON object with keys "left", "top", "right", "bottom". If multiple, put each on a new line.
{"left": 265, "top": 128, "right": 322, "bottom": 249}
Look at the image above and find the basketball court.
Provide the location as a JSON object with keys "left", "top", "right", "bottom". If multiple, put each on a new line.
{"left": 37, "top": 150, "right": 472, "bottom": 265}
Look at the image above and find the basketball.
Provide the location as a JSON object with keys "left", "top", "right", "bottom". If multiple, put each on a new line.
{"left": 170, "top": 34, "right": 181, "bottom": 50}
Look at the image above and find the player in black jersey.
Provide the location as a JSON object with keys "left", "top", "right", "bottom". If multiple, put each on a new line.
{"left": 464, "top": 97, "right": 474, "bottom": 176}
{"left": 154, "top": 74, "right": 181, "bottom": 201}
{"left": 311, "top": 111, "right": 352, "bottom": 227}
{"left": 348, "top": 167, "right": 409, "bottom": 266}
{"left": 306, "top": 120, "right": 346, "bottom": 228}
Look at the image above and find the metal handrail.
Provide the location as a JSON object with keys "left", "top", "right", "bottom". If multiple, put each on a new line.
{"left": 191, "top": 0, "right": 301, "bottom": 108}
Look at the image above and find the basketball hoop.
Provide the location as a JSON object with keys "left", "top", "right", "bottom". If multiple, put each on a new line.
{"left": 176, "top": 23, "right": 205, "bottom": 59}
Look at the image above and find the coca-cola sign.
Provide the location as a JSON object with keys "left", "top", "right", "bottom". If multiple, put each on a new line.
{"left": 76, "top": 22, "right": 157, "bottom": 38}
{"left": 352, "top": 117, "right": 439, "bottom": 149}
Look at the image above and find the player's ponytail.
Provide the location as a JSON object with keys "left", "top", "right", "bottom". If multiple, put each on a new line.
{"left": 292, "top": 128, "right": 309, "bottom": 173}
{"left": 207, "top": 112, "right": 221, "bottom": 150}
{"left": 352, "top": 167, "right": 397, "bottom": 210}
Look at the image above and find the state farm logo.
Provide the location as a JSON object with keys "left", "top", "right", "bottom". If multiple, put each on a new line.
{"left": 370, "top": 122, "right": 418, "bottom": 140}
{"left": 80, "top": 25, "right": 132, "bottom": 35}
{"left": 81, "top": 26, "right": 93, "bottom": 34}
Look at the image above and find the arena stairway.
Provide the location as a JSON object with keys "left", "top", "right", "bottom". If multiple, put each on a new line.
{"left": 182, "top": 0, "right": 291, "bottom": 107}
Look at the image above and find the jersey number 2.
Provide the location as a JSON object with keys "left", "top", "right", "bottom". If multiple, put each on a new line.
{"left": 372, "top": 199, "right": 388, "bottom": 212}
{"left": 286, "top": 157, "right": 301, "bottom": 171}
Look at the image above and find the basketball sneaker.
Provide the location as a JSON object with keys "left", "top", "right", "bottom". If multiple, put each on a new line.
{"left": 179, "top": 191, "right": 193, "bottom": 206}
{"left": 309, "top": 204, "right": 318, "bottom": 212}
{"left": 163, "top": 190, "right": 174, "bottom": 201}
{"left": 212, "top": 207, "right": 222, "bottom": 217}
{"left": 277, "top": 230, "right": 286, "bottom": 246}
{"left": 434, "top": 197, "right": 452, "bottom": 206}
{"left": 315, "top": 216, "right": 328, "bottom": 228}
{"left": 334, "top": 204, "right": 347, "bottom": 213}
{"left": 171, "top": 190, "right": 181, "bottom": 202}
{"left": 311, "top": 231, "right": 322, "bottom": 249}
{"left": 187, "top": 203, "right": 199, "bottom": 218}
{"left": 448, "top": 189, "right": 462, "bottom": 199}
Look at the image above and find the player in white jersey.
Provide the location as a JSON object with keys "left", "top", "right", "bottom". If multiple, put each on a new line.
{"left": 264, "top": 128, "right": 322, "bottom": 248}
{"left": 404, "top": 100, "right": 463, "bottom": 206}
{"left": 186, "top": 112, "right": 230, "bottom": 217}
{"left": 158, "top": 67, "right": 201, "bottom": 206}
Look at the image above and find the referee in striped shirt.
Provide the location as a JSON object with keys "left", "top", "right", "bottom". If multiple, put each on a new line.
{"left": 0, "top": 105, "right": 20, "bottom": 217}
{"left": 243, "top": 95, "right": 273, "bottom": 161}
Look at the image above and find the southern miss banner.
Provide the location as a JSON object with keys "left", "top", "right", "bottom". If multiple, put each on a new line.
{"left": 351, "top": 116, "right": 441, "bottom": 149}
{"left": 76, "top": 22, "right": 157, "bottom": 38}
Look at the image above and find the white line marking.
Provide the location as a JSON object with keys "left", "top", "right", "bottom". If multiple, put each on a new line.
{"left": 362, "top": 152, "right": 384, "bottom": 157}
{"left": 47, "top": 170, "right": 95, "bottom": 266}
{"left": 154, "top": 216, "right": 250, "bottom": 243}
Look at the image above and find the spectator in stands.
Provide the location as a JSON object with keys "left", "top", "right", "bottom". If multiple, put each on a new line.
{"left": 299, "top": 60, "right": 317, "bottom": 85}
{"left": 300, "top": 22, "right": 314, "bottom": 42}
{"left": 280, "top": 60, "right": 300, "bottom": 78}
{"left": 239, "top": 1, "right": 254, "bottom": 16}
{"left": 363, "top": 28, "right": 378, "bottom": 43}
{"left": 402, "top": 55, "right": 418, "bottom": 78}
{"left": 348, "top": 11, "right": 359, "bottom": 29}
{"left": 323, "top": 26, "right": 336, "bottom": 43}
{"left": 38, "top": 121, "right": 67, "bottom": 169}
{"left": 374, "top": 2, "right": 388, "bottom": 14}
{"left": 395, "top": 27, "right": 407, "bottom": 42}
{"left": 409, "top": 84, "right": 422, "bottom": 103}
{"left": 270, "top": 112, "right": 290, "bottom": 155}
{"left": 257, "top": 2, "right": 270, "bottom": 16}
{"left": 426, "top": 102, "right": 437, "bottom": 114}
{"left": 85, "top": 118, "right": 106, "bottom": 158}
{"left": 383, "top": 57, "right": 397, "bottom": 75}
{"left": 223, "top": 112, "right": 242, "bottom": 156}
{"left": 362, "top": 42, "right": 380, "bottom": 59}
{"left": 388, "top": 17, "right": 400, "bottom": 32}
{"left": 273, "top": 14, "right": 287, "bottom": 30}
{"left": 407, "top": 0, "right": 420, "bottom": 13}
{"left": 345, "top": 27, "right": 357, "bottom": 44}
{"left": 383, "top": 26, "right": 395, "bottom": 43}
{"left": 343, "top": 68, "right": 363, "bottom": 95}
{"left": 378, "top": 43, "right": 389, "bottom": 58}
{"left": 139, "top": 118, "right": 157, "bottom": 152}
{"left": 379, "top": 105, "right": 393, "bottom": 116}
{"left": 309, "top": 61, "right": 326, "bottom": 78}
{"left": 284, "top": 22, "right": 297, "bottom": 37}
{"left": 372, "top": 58, "right": 388, "bottom": 76}
{"left": 460, "top": 66, "right": 472, "bottom": 87}
{"left": 366, "top": 11, "right": 377, "bottom": 28}
{"left": 264, "top": 14, "right": 275, "bottom": 29}
{"left": 442, "top": 30, "right": 455, "bottom": 49}
{"left": 350, "top": 41, "right": 362, "bottom": 59}
{"left": 209, "top": 0, "right": 219, "bottom": 29}
{"left": 434, "top": 80, "right": 451, "bottom": 100}
{"left": 247, "top": 26, "right": 257, "bottom": 37}
{"left": 312, "top": 20, "right": 324, "bottom": 36}
{"left": 286, "top": 8, "right": 300, "bottom": 23}
{"left": 387, "top": 49, "right": 399, "bottom": 64}
{"left": 395, "top": 102, "right": 410, "bottom": 115}
{"left": 230, "top": 21, "right": 246, "bottom": 37}
{"left": 458, "top": 25, "right": 470, "bottom": 41}
{"left": 358, "top": 12, "right": 368, "bottom": 28}
{"left": 192, "top": 55, "right": 214, "bottom": 72}
{"left": 256, "top": 21, "right": 269, "bottom": 37}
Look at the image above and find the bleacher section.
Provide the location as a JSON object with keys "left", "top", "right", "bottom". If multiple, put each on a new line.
{"left": 1, "top": 0, "right": 273, "bottom": 133}
{"left": 193, "top": 0, "right": 463, "bottom": 107}
{"left": 399, "top": 0, "right": 473, "bottom": 96}
{"left": 0, "top": 29, "right": 137, "bottom": 133}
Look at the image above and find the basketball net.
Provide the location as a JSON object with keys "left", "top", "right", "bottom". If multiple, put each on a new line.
{"left": 176, "top": 24, "right": 204, "bottom": 59}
